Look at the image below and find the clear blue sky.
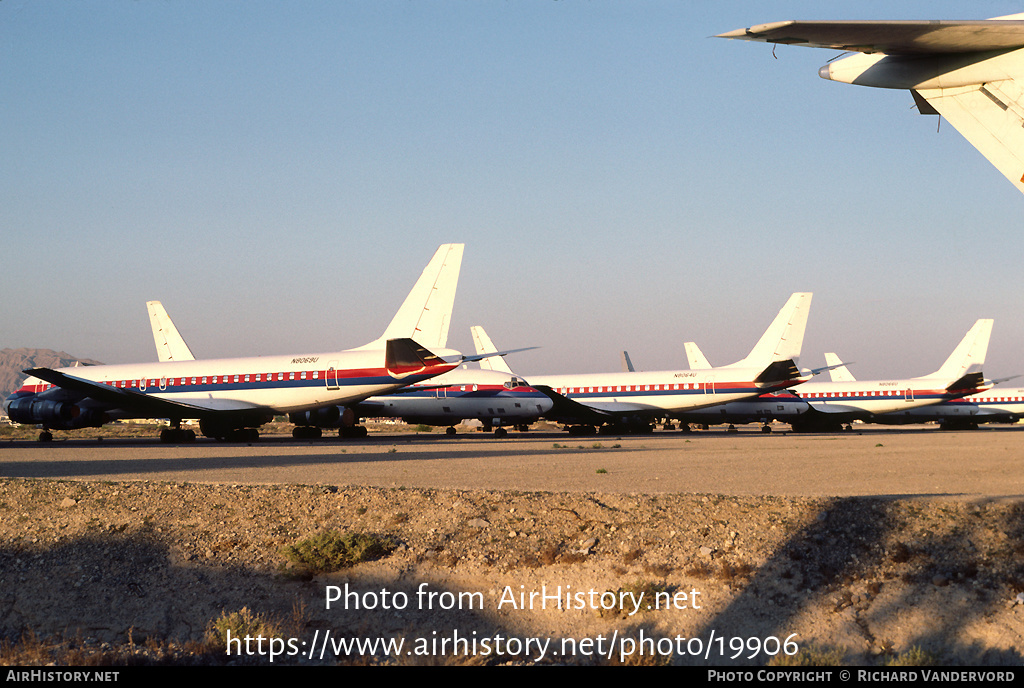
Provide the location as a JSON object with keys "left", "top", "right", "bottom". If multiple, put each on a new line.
{"left": 2, "top": 1, "right": 1021, "bottom": 381}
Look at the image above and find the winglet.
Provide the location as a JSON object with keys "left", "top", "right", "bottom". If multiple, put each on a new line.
{"left": 147, "top": 301, "right": 196, "bottom": 362}
{"left": 724, "top": 292, "right": 812, "bottom": 370}
{"left": 358, "top": 244, "right": 464, "bottom": 350}
{"left": 922, "top": 319, "right": 993, "bottom": 382}
{"left": 620, "top": 351, "right": 636, "bottom": 373}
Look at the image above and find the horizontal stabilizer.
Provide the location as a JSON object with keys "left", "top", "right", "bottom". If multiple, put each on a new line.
{"left": 385, "top": 338, "right": 445, "bottom": 378}
{"left": 754, "top": 359, "right": 801, "bottom": 386}
{"left": 946, "top": 371, "right": 988, "bottom": 396}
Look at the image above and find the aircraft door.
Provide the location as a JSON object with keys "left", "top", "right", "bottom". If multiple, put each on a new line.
{"left": 326, "top": 361, "right": 339, "bottom": 390}
{"left": 704, "top": 377, "right": 715, "bottom": 395}
{"left": 904, "top": 388, "right": 914, "bottom": 402}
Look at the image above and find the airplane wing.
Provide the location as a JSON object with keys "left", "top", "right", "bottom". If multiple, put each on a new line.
{"left": 719, "top": 16, "right": 1024, "bottom": 196}
{"left": 532, "top": 386, "right": 623, "bottom": 425}
{"left": 24, "top": 368, "right": 260, "bottom": 416}
{"left": 717, "top": 20, "right": 1024, "bottom": 54}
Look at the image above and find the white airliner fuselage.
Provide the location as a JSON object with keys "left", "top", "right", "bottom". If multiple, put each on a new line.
{"left": 4, "top": 244, "right": 466, "bottom": 441}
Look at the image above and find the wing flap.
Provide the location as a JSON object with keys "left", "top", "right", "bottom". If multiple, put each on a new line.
{"left": 914, "top": 82, "right": 1024, "bottom": 193}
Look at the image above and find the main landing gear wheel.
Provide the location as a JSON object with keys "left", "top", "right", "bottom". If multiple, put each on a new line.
{"left": 494, "top": 427, "right": 508, "bottom": 437}
{"left": 38, "top": 431, "right": 53, "bottom": 443}
{"left": 446, "top": 426, "right": 457, "bottom": 436}
{"left": 293, "top": 426, "right": 322, "bottom": 440}
{"left": 160, "top": 428, "right": 197, "bottom": 443}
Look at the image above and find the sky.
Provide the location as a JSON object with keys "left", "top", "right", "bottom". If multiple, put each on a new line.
{"left": 2, "top": 1, "right": 1022, "bottom": 382}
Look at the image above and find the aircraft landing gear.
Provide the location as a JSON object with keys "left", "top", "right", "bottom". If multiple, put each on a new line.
{"left": 293, "top": 426, "right": 322, "bottom": 440}
{"left": 160, "top": 427, "right": 197, "bottom": 443}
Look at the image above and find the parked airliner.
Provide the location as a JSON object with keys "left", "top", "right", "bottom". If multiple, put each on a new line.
{"left": 821, "top": 353, "right": 1021, "bottom": 429}
{"left": 3, "top": 245, "right": 469, "bottom": 442}
{"left": 145, "top": 307, "right": 551, "bottom": 438}
{"left": 623, "top": 341, "right": 810, "bottom": 433}
{"left": 506, "top": 293, "right": 814, "bottom": 435}
{"left": 783, "top": 320, "right": 993, "bottom": 432}
{"left": 719, "top": 14, "right": 1024, "bottom": 196}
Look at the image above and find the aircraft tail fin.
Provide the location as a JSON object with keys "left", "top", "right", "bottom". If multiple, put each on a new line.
{"left": 471, "top": 325, "right": 514, "bottom": 374}
{"left": 684, "top": 342, "right": 712, "bottom": 370}
{"left": 913, "top": 85, "right": 1024, "bottom": 195}
{"left": 724, "top": 292, "right": 812, "bottom": 372}
{"left": 357, "top": 244, "right": 464, "bottom": 351}
{"left": 823, "top": 352, "right": 857, "bottom": 382}
{"left": 922, "top": 319, "right": 993, "bottom": 382}
{"left": 147, "top": 301, "right": 196, "bottom": 362}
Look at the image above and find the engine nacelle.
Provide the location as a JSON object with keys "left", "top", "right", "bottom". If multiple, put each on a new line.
{"left": 7, "top": 398, "right": 73, "bottom": 425}
{"left": 6, "top": 397, "right": 107, "bottom": 429}
{"left": 290, "top": 405, "right": 350, "bottom": 427}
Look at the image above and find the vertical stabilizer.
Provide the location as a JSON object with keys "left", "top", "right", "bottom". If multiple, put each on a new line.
{"left": 358, "top": 244, "right": 464, "bottom": 350}
{"left": 684, "top": 342, "right": 712, "bottom": 370}
{"left": 923, "top": 319, "right": 993, "bottom": 381}
{"left": 823, "top": 353, "right": 857, "bottom": 382}
{"left": 147, "top": 301, "right": 196, "bottom": 362}
{"left": 471, "top": 325, "right": 514, "bottom": 374}
{"left": 724, "top": 292, "right": 812, "bottom": 370}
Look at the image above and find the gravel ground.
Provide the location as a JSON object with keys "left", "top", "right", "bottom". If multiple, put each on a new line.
{"left": 1, "top": 427, "right": 1024, "bottom": 665}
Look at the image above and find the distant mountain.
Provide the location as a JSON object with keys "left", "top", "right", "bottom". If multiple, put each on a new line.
{"left": 0, "top": 348, "right": 103, "bottom": 400}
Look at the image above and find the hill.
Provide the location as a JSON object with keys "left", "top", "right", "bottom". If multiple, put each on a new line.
{"left": 0, "top": 348, "right": 103, "bottom": 400}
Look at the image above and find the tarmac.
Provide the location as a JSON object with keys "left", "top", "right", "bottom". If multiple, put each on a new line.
{"left": 1, "top": 424, "right": 1021, "bottom": 498}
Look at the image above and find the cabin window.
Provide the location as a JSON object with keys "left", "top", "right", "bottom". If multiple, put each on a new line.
{"left": 312, "top": 371, "right": 319, "bottom": 379}
{"left": 300, "top": 371, "right": 307, "bottom": 380}
{"left": 289, "top": 372, "right": 295, "bottom": 380}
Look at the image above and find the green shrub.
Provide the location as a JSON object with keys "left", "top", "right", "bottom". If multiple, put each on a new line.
{"left": 281, "top": 531, "right": 394, "bottom": 574}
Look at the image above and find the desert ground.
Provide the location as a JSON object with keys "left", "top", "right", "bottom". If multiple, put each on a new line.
{"left": 1, "top": 424, "right": 1023, "bottom": 666}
